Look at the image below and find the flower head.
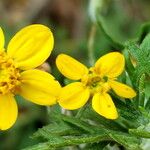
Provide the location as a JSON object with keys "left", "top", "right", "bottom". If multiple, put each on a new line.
{"left": 0, "top": 25, "right": 61, "bottom": 130}
{"left": 56, "top": 52, "right": 136, "bottom": 119}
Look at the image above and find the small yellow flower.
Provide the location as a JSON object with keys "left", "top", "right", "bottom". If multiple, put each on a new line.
{"left": 0, "top": 25, "right": 61, "bottom": 130}
{"left": 56, "top": 52, "right": 136, "bottom": 119}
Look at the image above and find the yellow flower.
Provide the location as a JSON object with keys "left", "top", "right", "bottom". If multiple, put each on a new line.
{"left": 56, "top": 52, "right": 136, "bottom": 119}
{"left": 0, "top": 25, "right": 61, "bottom": 130}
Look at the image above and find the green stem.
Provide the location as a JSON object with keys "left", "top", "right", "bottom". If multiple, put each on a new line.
{"left": 46, "top": 106, "right": 51, "bottom": 115}
{"left": 138, "top": 73, "right": 145, "bottom": 107}
{"left": 88, "top": 24, "right": 96, "bottom": 66}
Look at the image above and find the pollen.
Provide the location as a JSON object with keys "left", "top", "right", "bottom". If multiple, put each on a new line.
{"left": 0, "top": 52, "right": 20, "bottom": 95}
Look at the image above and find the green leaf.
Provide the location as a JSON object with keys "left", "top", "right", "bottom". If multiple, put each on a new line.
{"left": 22, "top": 142, "right": 55, "bottom": 150}
{"left": 108, "top": 131, "right": 141, "bottom": 150}
{"left": 123, "top": 49, "right": 135, "bottom": 77}
{"left": 23, "top": 134, "right": 111, "bottom": 149}
{"left": 140, "top": 33, "right": 150, "bottom": 52}
{"left": 61, "top": 114, "right": 141, "bottom": 150}
{"left": 138, "top": 74, "right": 146, "bottom": 107}
{"left": 61, "top": 115, "right": 96, "bottom": 134}
{"left": 83, "top": 106, "right": 127, "bottom": 131}
{"left": 32, "top": 122, "right": 82, "bottom": 139}
{"left": 125, "top": 41, "right": 150, "bottom": 87}
{"left": 129, "top": 128, "right": 150, "bottom": 138}
{"left": 145, "top": 99, "right": 150, "bottom": 110}
{"left": 96, "top": 15, "right": 124, "bottom": 50}
{"left": 125, "top": 41, "right": 146, "bottom": 65}
{"left": 145, "top": 80, "right": 150, "bottom": 98}
{"left": 24, "top": 113, "right": 143, "bottom": 149}
{"left": 137, "top": 21, "right": 150, "bottom": 44}
{"left": 84, "top": 142, "right": 109, "bottom": 150}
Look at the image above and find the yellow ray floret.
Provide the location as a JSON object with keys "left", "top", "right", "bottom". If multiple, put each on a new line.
{"left": 0, "top": 28, "right": 5, "bottom": 51}
{"left": 7, "top": 24, "right": 54, "bottom": 70}
{"left": 56, "top": 54, "right": 88, "bottom": 80}
{"left": 56, "top": 52, "right": 136, "bottom": 120}
{"left": 0, "top": 25, "right": 60, "bottom": 130}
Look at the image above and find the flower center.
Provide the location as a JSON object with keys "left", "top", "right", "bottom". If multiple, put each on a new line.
{"left": 0, "top": 52, "right": 20, "bottom": 95}
{"left": 81, "top": 69, "right": 110, "bottom": 94}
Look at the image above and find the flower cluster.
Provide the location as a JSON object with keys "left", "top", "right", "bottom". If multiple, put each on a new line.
{"left": 0, "top": 25, "right": 136, "bottom": 130}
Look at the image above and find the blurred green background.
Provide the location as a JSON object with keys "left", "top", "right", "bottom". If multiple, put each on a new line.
{"left": 0, "top": 0, "right": 150, "bottom": 149}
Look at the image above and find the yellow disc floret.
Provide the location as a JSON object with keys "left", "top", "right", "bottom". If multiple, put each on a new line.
{"left": 81, "top": 68, "right": 110, "bottom": 94}
{"left": 0, "top": 52, "right": 20, "bottom": 95}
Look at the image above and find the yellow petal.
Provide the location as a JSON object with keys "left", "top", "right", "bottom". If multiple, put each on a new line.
{"left": 58, "top": 82, "right": 90, "bottom": 110}
{"left": 92, "top": 93, "right": 118, "bottom": 119}
{"left": 0, "top": 94, "right": 18, "bottom": 130}
{"left": 95, "top": 52, "right": 125, "bottom": 78}
{"left": 19, "top": 69, "right": 61, "bottom": 105}
{"left": 0, "top": 27, "right": 5, "bottom": 51}
{"left": 110, "top": 81, "right": 136, "bottom": 98}
{"left": 56, "top": 54, "right": 88, "bottom": 80}
{"left": 7, "top": 24, "right": 54, "bottom": 70}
